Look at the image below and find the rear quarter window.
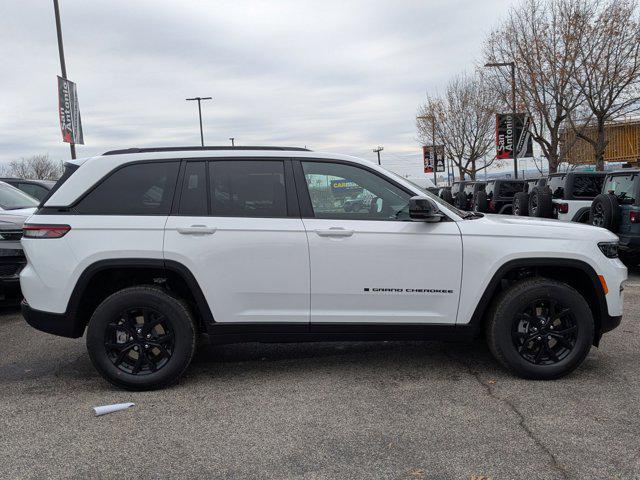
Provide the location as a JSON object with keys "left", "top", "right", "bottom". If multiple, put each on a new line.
{"left": 498, "top": 182, "right": 525, "bottom": 197}
{"left": 74, "top": 161, "right": 179, "bottom": 215}
{"left": 547, "top": 175, "right": 566, "bottom": 199}
{"left": 572, "top": 175, "right": 605, "bottom": 199}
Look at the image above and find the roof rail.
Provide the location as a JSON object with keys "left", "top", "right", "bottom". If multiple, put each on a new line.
{"left": 102, "top": 146, "right": 311, "bottom": 156}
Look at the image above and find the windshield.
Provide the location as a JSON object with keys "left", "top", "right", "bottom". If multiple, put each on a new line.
{"left": 0, "top": 182, "right": 39, "bottom": 210}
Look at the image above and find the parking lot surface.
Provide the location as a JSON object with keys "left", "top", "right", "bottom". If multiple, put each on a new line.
{"left": 0, "top": 266, "right": 639, "bottom": 480}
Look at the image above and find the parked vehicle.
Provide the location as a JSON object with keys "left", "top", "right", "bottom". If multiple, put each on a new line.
{"left": 21, "top": 146, "right": 626, "bottom": 390}
{"left": 529, "top": 172, "right": 606, "bottom": 222}
{"left": 513, "top": 178, "right": 547, "bottom": 216}
{"left": 590, "top": 170, "right": 640, "bottom": 265}
{"left": 0, "top": 213, "right": 28, "bottom": 304}
{"left": 0, "top": 178, "right": 55, "bottom": 202}
{"left": 473, "top": 179, "right": 525, "bottom": 215}
{"left": 437, "top": 186, "right": 453, "bottom": 204}
{"left": 452, "top": 181, "right": 485, "bottom": 211}
{"left": 0, "top": 181, "right": 38, "bottom": 216}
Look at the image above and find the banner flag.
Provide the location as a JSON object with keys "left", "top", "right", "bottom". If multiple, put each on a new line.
{"left": 496, "top": 113, "right": 532, "bottom": 159}
{"left": 57, "top": 76, "right": 84, "bottom": 145}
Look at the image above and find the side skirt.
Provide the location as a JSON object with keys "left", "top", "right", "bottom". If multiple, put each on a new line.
{"left": 206, "top": 323, "right": 480, "bottom": 345}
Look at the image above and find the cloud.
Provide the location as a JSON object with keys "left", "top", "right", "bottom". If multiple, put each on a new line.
{"left": 0, "top": 0, "right": 516, "bottom": 177}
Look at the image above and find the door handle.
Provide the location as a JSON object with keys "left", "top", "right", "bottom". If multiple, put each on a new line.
{"left": 177, "top": 225, "right": 217, "bottom": 235}
{"left": 315, "top": 227, "right": 354, "bottom": 237}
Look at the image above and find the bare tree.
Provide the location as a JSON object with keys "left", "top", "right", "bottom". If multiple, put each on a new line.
{"left": 0, "top": 154, "right": 64, "bottom": 180}
{"left": 484, "top": 0, "right": 587, "bottom": 174}
{"left": 417, "top": 72, "right": 498, "bottom": 180}
{"left": 567, "top": 0, "right": 640, "bottom": 170}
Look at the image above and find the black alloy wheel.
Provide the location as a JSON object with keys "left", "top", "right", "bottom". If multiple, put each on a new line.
{"left": 511, "top": 299, "right": 577, "bottom": 365}
{"left": 105, "top": 307, "right": 174, "bottom": 375}
{"left": 591, "top": 202, "right": 606, "bottom": 228}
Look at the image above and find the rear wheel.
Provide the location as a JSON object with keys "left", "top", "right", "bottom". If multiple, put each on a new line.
{"left": 513, "top": 192, "right": 529, "bottom": 216}
{"left": 486, "top": 278, "right": 594, "bottom": 380}
{"left": 529, "top": 187, "right": 554, "bottom": 218}
{"left": 86, "top": 286, "right": 196, "bottom": 390}
{"left": 474, "top": 191, "right": 489, "bottom": 212}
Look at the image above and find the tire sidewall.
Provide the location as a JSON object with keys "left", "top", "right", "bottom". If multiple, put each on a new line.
{"left": 490, "top": 282, "right": 594, "bottom": 379}
{"left": 86, "top": 288, "right": 195, "bottom": 390}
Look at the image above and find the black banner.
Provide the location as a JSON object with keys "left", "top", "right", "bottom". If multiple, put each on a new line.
{"left": 496, "top": 113, "right": 532, "bottom": 159}
{"left": 57, "top": 76, "right": 84, "bottom": 145}
{"left": 423, "top": 145, "right": 445, "bottom": 173}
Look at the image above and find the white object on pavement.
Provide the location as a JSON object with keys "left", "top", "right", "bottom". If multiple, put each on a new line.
{"left": 92, "top": 402, "right": 135, "bottom": 416}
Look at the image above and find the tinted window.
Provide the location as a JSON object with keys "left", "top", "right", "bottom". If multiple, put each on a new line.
{"left": 498, "top": 181, "right": 525, "bottom": 198}
{"left": 75, "top": 162, "right": 179, "bottom": 215}
{"left": 301, "top": 161, "right": 411, "bottom": 220}
{"left": 179, "top": 162, "right": 207, "bottom": 216}
{"left": 572, "top": 175, "right": 604, "bottom": 198}
{"left": 604, "top": 174, "right": 637, "bottom": 204}
{"left": 18, "top": 183, "right": 49, "bottom": 201}
{"left": 547, "top": 175, "right": 566, "bottom": 199}
{"left": 210, "top": 160, "right": 287, "bottom": 217}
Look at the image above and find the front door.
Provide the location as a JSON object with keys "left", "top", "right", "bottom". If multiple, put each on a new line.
{"left": 164, "top": 159, "right": 310, "bottom": 324}
{"left": 295, "top": 160, "right": 462, "bottom": 324}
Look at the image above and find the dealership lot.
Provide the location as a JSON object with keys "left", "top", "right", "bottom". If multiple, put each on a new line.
{"left": 0, "top": 266, "right": 638, "bottom": 479}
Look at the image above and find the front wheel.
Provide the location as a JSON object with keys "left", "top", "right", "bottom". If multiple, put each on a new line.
{"left": 485, "top": 278, "right": 594, "bottom": 380}
{"left": 86, "top": 286, "right": 196, "bottom": 390}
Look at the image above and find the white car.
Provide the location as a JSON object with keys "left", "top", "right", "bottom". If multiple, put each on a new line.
{"left": 20, "top": 146, "right": 627, "bottom": 390}
{"left": 0, "top": 180, "right": 38, "bottom": 217}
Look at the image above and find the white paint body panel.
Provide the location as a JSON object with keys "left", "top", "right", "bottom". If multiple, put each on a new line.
{"left": 164, "top": 216, "right": 310, "bottom": 323}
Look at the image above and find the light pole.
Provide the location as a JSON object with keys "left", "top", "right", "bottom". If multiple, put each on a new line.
{"left": 186, "top": 96, "right": 212, "bottom": 146}
{"left": 229, "top": 137, "right": 235, "bottom": 147}
{"left": 373, "top": 146, "right": 384, "bottom": 165}
{"left": 485, "top": 61, "right": 518, "bottom": 179}
{"left": 53, "top": 0, "right": 75, "bottom": 160}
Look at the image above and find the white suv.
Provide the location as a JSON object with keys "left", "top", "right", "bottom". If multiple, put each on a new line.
{"left": 20, "top": 147, "right": 627, "bottom": 390}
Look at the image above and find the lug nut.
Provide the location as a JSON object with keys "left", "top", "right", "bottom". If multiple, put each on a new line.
{"left": 133, "top": 346, "right": 139, "bottom": 351}
{"left": 537, "top": 336, "right": 542, "bottom": 341}
{"left": 146, "top": 334, "right": 151, "bottom": 339}
{"left": 144, "top": 344, "right": 149, "bottom": 349}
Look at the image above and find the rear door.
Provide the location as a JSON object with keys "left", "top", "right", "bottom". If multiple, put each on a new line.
{"left": 163, "top": 158, "right": 310, "bottom": 324}
{"left": 295, "top": 159, "right": 463, "bottom": 325}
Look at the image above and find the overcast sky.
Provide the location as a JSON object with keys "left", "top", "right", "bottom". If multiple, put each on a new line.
{"left": 0, "top": 0, "right": 518, "bottom": 178}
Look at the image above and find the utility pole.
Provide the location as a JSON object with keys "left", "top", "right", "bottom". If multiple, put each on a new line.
{"left": 485, "top": 61, "right": 518, "bottom": 179}
{"left": 229, "top": 137, "right": 235, "bottom": 147}
{"left": 186, "top": 96, "right": 212, "bottom": 146}
{"left": 53, "top": 0, "right": 75, "bottom": 159}
{"left": 373, "top": 146, "right": 383, "bottom": 165}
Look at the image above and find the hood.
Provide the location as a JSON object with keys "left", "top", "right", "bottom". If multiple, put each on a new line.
{"left": 458, "top": 213, "right": 618, "bottom": 242}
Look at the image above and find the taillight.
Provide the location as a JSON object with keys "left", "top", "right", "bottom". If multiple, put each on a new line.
{"left": 23, "top": 224, "right": 71, "bottom": 239}
{"left": 558, "top": 203, "right": 569, "bottom": 214}
{"left": 631, "top": 211, "right": 640, "bottom": 224}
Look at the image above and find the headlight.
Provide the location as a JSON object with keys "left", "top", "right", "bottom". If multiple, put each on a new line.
{"left": 598, "top": 241, "right": 619, "bottom": 258}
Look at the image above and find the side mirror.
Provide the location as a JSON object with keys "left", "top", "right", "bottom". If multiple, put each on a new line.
{"left": 409, "top": 196, "right": 442, "bottom": 222}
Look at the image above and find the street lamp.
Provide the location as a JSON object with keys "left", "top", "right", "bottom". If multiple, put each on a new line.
{"left": 485, "top": 61, "right": 518, "bottom": 179}
{"left": 373, "top": 146, "right": 384, "bottom": 165}
{"left": 185, "top": 96, "right": 212, "bottom": 146}
{"left": 229, "top": 137, "right": 235, "bottom": 147}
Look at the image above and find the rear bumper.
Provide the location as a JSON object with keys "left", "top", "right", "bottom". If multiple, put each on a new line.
{"left": 21, "top": 300, "right": 84, "bottom": 338}
{"left": 619, "top": 233, "right": 640, "bottom": 250}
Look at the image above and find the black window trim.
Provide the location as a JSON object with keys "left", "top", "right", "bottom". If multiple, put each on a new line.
{"left": 292, "top": 157, "right": 452, "bottom": 221}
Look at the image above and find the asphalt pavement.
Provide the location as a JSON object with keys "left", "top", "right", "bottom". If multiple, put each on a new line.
{"left": 1, "top": 266, "right": 639, "bottom": 479}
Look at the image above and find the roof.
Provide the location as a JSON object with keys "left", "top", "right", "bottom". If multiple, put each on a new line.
{"left": 103, "top": 146, "right": 311, "bottom": 155}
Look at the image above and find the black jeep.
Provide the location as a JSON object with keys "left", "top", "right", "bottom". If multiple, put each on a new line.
{"left": 512, "top": 178, "right": 547, "bottom": 216}
{"left": 452, "top": 181, "right": 485, "bottom": 211}
{"left": 473, "top": 179, "right": 525, "bottom": 215}
{"left": 590, "top": 169, "right": 640, "bottom": 265}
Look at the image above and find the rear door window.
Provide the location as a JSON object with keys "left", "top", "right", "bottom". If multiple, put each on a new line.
{"left": 572, "top": 175, "right": 604, "bottom": 199}
{"left": 75, "top": 162, "right": 179, "bottom": 215}
{"left": 178, "top": 161, "right": 208, "bottom": 216}
{"left": 498, "top": 182, "right": 525, "bottom": 197}
{"left": 210, "top": 160, "right": 287, "bottom": 217}
{"left": 604, "top": 174, "right": 637, "bottom": 204}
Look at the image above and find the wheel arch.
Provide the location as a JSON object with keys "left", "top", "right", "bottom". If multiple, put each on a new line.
{"left": 65, "top": 258, "right": 213, "bottom": 337}
{"left": 468, "top": 258, "right": 608, "bottom": 345}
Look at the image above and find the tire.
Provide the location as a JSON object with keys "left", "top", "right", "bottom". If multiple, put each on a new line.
{"left": 441, "top": 189, "right": 454, "bottom": 204}
{"left": 513, "top": 192, "right": 529, "bottom": 216}
{"left": 589, "top": 193, "right": 620, "bottom": 231}
{"left": 529, "top": 187, "right": 554, "bottom": 218}
{"left": 86, "top": 286, "right": 196, "bottom": 391}
{"left": 485, "top": 277, "right": 594, "bottom": 380}
{"left": 474, "top": 191, "right": 489, "bottom": 212}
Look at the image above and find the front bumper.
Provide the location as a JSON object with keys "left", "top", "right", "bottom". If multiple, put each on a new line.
{"left": 21, "top": 301, "right": 84, "bottom": 338}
